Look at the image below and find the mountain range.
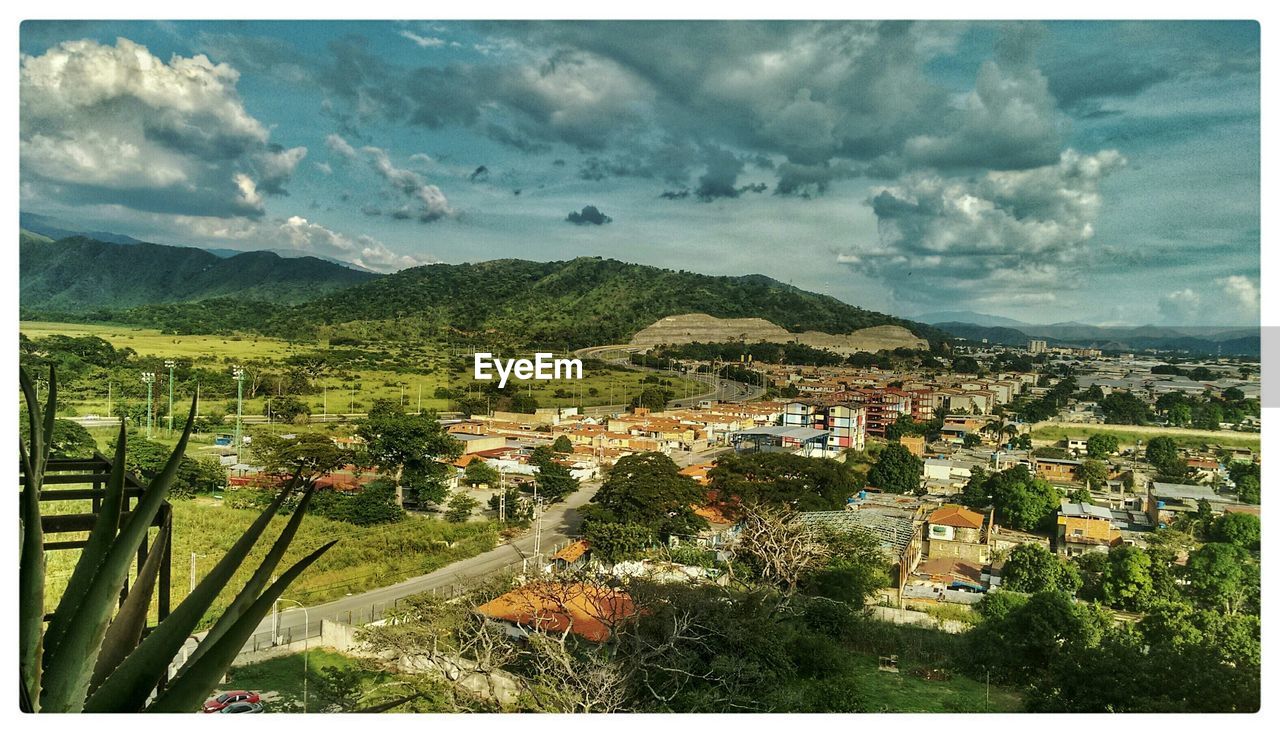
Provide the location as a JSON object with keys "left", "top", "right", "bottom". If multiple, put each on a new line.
{"left": 18, "top": 232, "right": 946, "bottom": 350}
{"left": 20, "top": 232, "right": 377, "bottom": 311}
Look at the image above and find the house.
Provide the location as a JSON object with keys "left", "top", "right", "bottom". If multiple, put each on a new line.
{"left": 1032, "top": 456, "right": 1083, "bottom": 484}
{"left": 925, "top": 505, "right": 994, "bottom": 565}
{"left": 473, "top": 582, "right": 636, "bottom": 642}
{"left": 1146, "top": 481, "right": 1248, "bottom": 526}
{"left": 922, "top": 459, "right": 972, "bottom": 495}
{"left": 900, "top": 434, "right": 926, "bottom": 458}
{"left": 1056, "top": 501, "right": 1121, "bottom": 556}
{"left": 795, "top": 502, "right": 925, "bottom": 599}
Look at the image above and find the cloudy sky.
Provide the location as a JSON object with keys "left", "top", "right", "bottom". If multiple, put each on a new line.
{"left": 19, "top": 20, "right": 1260, "bottom": 327}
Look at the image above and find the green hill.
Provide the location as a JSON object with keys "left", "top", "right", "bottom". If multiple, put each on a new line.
{"left": 20, "top": 237, "right": 945, "bottom": 349}
{"left": 20, "top": 235, "right": 378, "bottom": 311}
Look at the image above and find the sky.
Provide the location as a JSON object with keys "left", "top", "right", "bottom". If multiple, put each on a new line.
{"left": 18, "top": 20, "right": 1260, "bottom": 327}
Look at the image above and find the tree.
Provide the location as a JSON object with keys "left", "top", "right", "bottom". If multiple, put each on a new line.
{"left": 534, "top": 459, "right": 579, "bottom": 503}
{"left": 552, "top": 435, "right": 573, "bottom": 453}
{"left": 357, "top": 400, "right": 462, "bottom": 505}
{"left": 444, "top": 492, "right": 480, "bottom": 523}
{"left": 463, "top": 459, "right": 501, "bottom": 488}
{"left": 1002, "top": 543, "right": 1082, "bottom": 595}
{"left": 708, "top": 452, "right": 860, "bottom": 512}
{"left": 582, "top": 522, "right": 655, "bottom": 564}
{"left": 509, "top": 393, "right": 539, "bottom": 414}
{"left": 1079, "top": 459, "right": 1108, "bottom": 491}
{"left": 311, "top": 478, "right": 406, "bottom": 525}
{"left": 250, "top": 432, "right": 350, "bottom": 485}
{"left": 962, "top": 432, "right": 982, "bottom": 448}
{"left": 983, "top": 465, "right": 1060, "bottom": 531}
{"left": 1145, "top": 437, "right": 1183, "bottom": 477}
{"left": 866, "top": 443, "right": 922, "bottom": 494}
{"left": 1099, "top": 391, "right": 1150, "bottom": 425}
{"left": 268, "top": 394, "right": 311, "bottom": 424}
{"left": 631, "top": 386, "right": 673, "bottom": 411}
{"left": 1099, "top": 546, "right": 1155, "bottom": 611}
{"left": 19, "top": 418, "right": 97, "bottom": 458}
{"left": 1085, "top": 433, "right": 1118, "bottom": 458}
{"left": 1210, "top": 513, "right": 1260, "bottom": 550}
{"left": 1185, "top": 543, "right": 1257, "bottom": 615}
{"left": 586, "top": 452, "right": 707, "bottom": 539}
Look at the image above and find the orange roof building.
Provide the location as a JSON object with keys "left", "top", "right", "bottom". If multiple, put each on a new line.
{"left": 927, "top": 505, "right": 985, "bottom": 530}
{"left": 474, "top": 582, "right": 636, "bottom": 642}
{"left": 550, "top": 539, "right": 591, "bottom": 564}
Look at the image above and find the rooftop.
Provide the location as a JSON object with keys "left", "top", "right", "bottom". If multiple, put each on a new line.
{"left": 927, "top": 504, "right": 985, "bottom": 530}
{"left": 474, "top": 582, "right": 636, "bottom": 642}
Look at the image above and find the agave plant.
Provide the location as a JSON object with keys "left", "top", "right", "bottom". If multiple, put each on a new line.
{"left": 19, "top": 366, "right": 337, "bottom": 713}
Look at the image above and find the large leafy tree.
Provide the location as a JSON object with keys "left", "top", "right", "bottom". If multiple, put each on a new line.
{"left": 1210, "top": 512, "right": 1260, "bottom": 550}
{"left": 1085, "top": 434, "right": 1116, "bottom": 457}
{"left": 1184, "top": 542, "right": 1259, "bottom": 616}
{"left": 1099, "top": 545, "right": 1155, "bottom": 611}
{"left": 983, "top": 465, "right": 1060, "bottom": 531}
{"left": 356, "top": 399, "right": 462, "bottom": 505}
{"left": 19, "top": 417, "right": 97, "bottom": 458}
{"left": 587, "top": 452, "right": 707, "bottom": 539}
{"left": 866, "top": 443, "right": 922, "bottom": 494}
{"left": 708, "top": 452, "right": 860, "bottom": 511}
{"left": 1001, "top": 543, "right": 1081, "bottom": 595}
{"left": 250, "top": 431, "right": 350, "bottom": 485}
{"left": 1145, "top": 436, "right": 1184, "bottom": 477}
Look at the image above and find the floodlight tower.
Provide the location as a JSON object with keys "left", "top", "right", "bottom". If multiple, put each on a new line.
{"left": 233, "top": 366, "right": 246, "bottom": 464}
{"left": 141, "top": 372, "right": 156, "bottom": 438}
{"left": 165, "top": 359, "right": 176, "bottom": 435}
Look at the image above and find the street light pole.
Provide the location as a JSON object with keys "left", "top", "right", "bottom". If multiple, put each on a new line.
{"left": 141, "top": 372, "right": 156, "bottom": 439}
{"left": 165, "top": 359, "right": 176, "bottom": 435}
{"left": 277, "top": 598, "right": 310, "bottom": 713}
{"left": 233, "top": 367, "right": 245, "bottom": 465}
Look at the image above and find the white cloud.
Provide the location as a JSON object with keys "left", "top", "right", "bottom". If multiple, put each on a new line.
{"left": 1158, "top": 288, "right": 1203, "bottom": 324}
{"left": 325, "top": 133, "right": 358, "bottom": 160}
{"left": 279, "top": 215, "right": 431, "bottom": 271}
{"left": 398, "top": 30, "right": 446, "bottom": 48}
{"left": 844, "top": 148, "right": 1125, "bottom": 305}
{"left": 20, "top": 37, "right": 297, "bottom": 218}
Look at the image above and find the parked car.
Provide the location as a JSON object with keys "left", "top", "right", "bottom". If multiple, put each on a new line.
{"left": 218, "top": 702, "right": 264, "bottom": 714}
{"left": 202, "top": 691, "right": 261, "bottom": 713}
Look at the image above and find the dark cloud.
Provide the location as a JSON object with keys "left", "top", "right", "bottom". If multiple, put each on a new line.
{"left": 660, "top": 189, "right": 690, "bottom": 200}
{"left": 695, "top": 147, "right": 744, "bottom": 201}
{"left": 566, "top": 205, "right": 612, "bottom": 225}
{"left": 469, "top": 165, "right": 490, "bottom": 182}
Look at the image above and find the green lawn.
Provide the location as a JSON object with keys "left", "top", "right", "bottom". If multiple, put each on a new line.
{"left": 42, "top": 498, "right": 500, "bottom": 625}
{"left": 1032, "top": 423, "right": 1260, "bottom": 451}
{"left": 842, "top": 654, "right": 1022, "bottom": 713}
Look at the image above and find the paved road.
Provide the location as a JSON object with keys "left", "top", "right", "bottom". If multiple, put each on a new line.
{"left": 215, "top": 444, "right": 728, "bottom": 655}
{"left": 574, "top": 344, "right": 766, "bottom": 406}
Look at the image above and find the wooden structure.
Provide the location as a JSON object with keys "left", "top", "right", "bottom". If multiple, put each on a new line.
{"left": 20, "top": 453, "right": 173, "bottom": 625}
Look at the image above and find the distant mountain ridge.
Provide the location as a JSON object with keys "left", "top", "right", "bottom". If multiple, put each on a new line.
{"left": 20, "top": 235, "right": 946, "bottom": 350}
{"left": 20, "top": 233, "right": 378, "bottom": 311}
{"left": 934, "top": 321, "right": 1260, "bottom": 357}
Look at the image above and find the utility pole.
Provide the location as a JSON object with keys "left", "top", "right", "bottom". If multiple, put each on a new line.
{"left": 165, "top": 359, "right": 176, "bottom": 434}
{"left": 141, "top": 372, "right": 156, "bottom": 439}
{"left": 190, "top": 552, "right": 198, "bottom": 595}
{"left": 323, "top": 386, "right": 328, "bottom": 421}
{"left": 233, "top": 367, "right": 245, "bottom": 465}
{"left": 106, "top": 380, "right": 112, "bottom": 418}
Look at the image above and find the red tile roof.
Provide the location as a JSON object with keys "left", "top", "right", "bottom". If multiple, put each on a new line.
{"left": 928, "top": 505, "right": 985, "bottom": 530}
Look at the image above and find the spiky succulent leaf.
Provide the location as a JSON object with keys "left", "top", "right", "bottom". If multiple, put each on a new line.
{"left": 180, "top": 482, "right": 317, "bottom": 674}
{"left": 145, "top": 541, "right": 338, "bottom": 713}
{"left": 18, "top": 368, "right": 47, "bottom": 710}
{"left": 38, "top": 396, "right": 196, "bottom": 713}
{"left": 85, "top": 479, "right": 296, "bottom": 712}
{"left": 90, "top": 522, "right": 170, "bottom": 693}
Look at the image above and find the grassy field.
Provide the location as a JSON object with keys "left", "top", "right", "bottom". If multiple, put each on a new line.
{"left": 42, "top": 497, "right": 500, "bottom": 625}
{"left": 22, "top": 321, "right": 704, "bottom": 420}
{"left": 222, "top": 648, "right": 457, "bottom": 713}
{"left": 842, "top": 654, "right": 1021, "bottom": 712}
{"left": 225, "top": 648, "right": 1020, "bottom": 713}
{"left": 1032, "top": 423, "right": 1261, "bottom": 451}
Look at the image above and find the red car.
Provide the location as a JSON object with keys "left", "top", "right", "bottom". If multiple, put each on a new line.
{"left": 202, "top": 691, "right": 260, "bottom": 713}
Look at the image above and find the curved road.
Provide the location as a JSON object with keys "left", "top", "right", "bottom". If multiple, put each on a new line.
{"left": 574, "top": 344, "right": 767, "bottom": 407}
